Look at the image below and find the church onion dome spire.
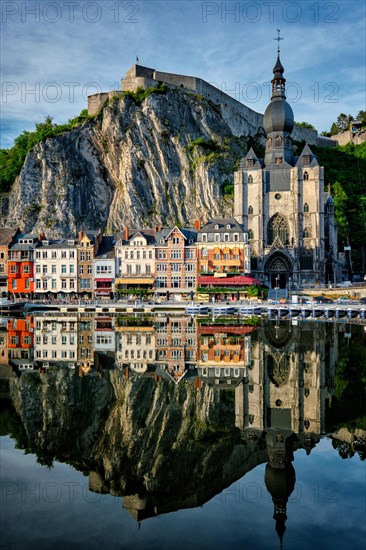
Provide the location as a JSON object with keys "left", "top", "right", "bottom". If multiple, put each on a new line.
{"left": 263, "top": 33, "right": 294, "bottom": 137}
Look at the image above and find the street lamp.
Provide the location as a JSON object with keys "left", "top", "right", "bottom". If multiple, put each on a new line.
{"left": 275, "top": 273, "right": 279, "bottom": 304}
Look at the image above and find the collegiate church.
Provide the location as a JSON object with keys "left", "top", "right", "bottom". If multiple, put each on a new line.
{"left": 234, "top": 40, "right": 338, "bottom": 289}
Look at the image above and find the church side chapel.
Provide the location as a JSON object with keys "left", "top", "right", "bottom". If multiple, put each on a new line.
{"left": 234, "top": 32, "right": 338, "bottom": 289}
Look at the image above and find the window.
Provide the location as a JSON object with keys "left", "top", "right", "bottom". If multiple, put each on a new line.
{"left": 171, "top": 263, "right": 181, "bottom": 272}
{"left": 51, "top": 265, "right": 56, "bottom": 273}
{"left": 22, "top": 264, "right": 29, "bottom": 274}
{"left": 61, "top": 279, "right": 67, "bottom": 289}
{"left": 303, "top": 228, "right": 310, "bottom": 238}
{"left": 136, "top": 264, "right": 141, "bottom": 275}
{"left": 304, "top": 203, "right": 309, "bottom": 212}
{"left": 224, "top": 233, "right": 229, "bottom": 242}
{"left": 158, "top": 250, "right": 167, "bottom": 259}
{"left": 275, "top": 157, "right": 282, "bottom": 164}
{"left": 171, "top": 276, "right": 181, "bottom": 288}
{"left": 266, "top": 137, "right": 272, "bottom": 148}
{"left": 303, "top": 155, "right": 310, "bottom": 165}
{"left": 79, "top": 265, "right": 84, "bottom": 275}
{"left": 157, "top": 264, "right": 167, "bottom": 272}
{"left": 52, "top": 279, "right": 56, "bottom": 289}
{"left": 214, "top": 234, "right": 220, "bottom": 242}
{"left": 268, "top": 214, "right": 289, "bottom": 245}
{"left": 145, "top": 265, "right": 151, "bottom": 275}
{"left": 274, "top": 135, "right": 282, "bottom": 147}
{"left": 36, "top": 279, "right": 41, "bottom": 289}
{"left": 25, "top": 279, "right": 30, "bottom": 289}
{"left": 172, "top": 237, "right": 180, "bottom": 245}
{"left": 201, "top": 247, "right": 207, "bottom": 257}
{"left": 248, "top": 175, "right": 253, "bottom": 183}
{"left": 170, "top": 250, "right": 182, "bottom": 259}
{"left": 185, "top": 276, "right": 195, "bottom": 288}
{"left": 248, "top": 205, "right": 253, "bottom": 215}
{"left": 70, "top": 265, "right": 75, "bottom": 274}
{"left": 156, "top": 277, "right": 167, "bottom": 288}
{"left": 149, "top": 250, "right": 153, "bottom": 259}
{"left": 300, "top": 249, "right": 313, "bottom": 270}
{"left": 52, "top": 251, "right": 57, "bottom": 259}
{"left": 70, "top": 279, "right": 75, "bottom": 289}
{"left": 246, "top": 158, "right": 254, "bottom": 167}
{"left": 185, "top": 249, "right": 194, "bottom": 259}
{"left": 202, "top": 234, "right": 207, "bottom": 242}
{"left": 88, "top": 265, "right": 92, "bottom": 274}
{"left": 248, "top": 229, "right": 254, "bottom": 240}
{"left": 61, "top": 265, "right": 66, "bottom": 274}
{"left": 70, "top": 251, "right": 74, "bottom": 259}
{"left": 0, "top": 263, "right": 5, "bottom": 274}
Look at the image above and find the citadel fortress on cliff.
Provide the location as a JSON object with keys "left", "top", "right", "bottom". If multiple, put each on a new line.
{"left": 87, "top": 63, "right": 336, "bottom": 148}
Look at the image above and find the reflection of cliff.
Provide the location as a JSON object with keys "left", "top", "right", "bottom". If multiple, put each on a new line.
{"left": 2, "top": 319, "right": 364, "bottom": 536}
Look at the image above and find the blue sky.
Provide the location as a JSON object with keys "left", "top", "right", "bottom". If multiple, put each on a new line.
{"left": 1, "top": 0, "right": 365, "bottom": 148}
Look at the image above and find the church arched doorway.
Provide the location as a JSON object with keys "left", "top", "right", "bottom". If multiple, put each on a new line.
{"left": 266, "top": 253, "right": 292, "bottom": 289}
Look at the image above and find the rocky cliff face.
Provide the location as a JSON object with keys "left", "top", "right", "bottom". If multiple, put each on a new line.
{"left": 3, "top": 89, "right": 255, "bottom": 236}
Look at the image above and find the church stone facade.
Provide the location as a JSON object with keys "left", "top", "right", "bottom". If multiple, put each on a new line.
{"left": 234, "top": 53, "right": 338, "bottom": 289}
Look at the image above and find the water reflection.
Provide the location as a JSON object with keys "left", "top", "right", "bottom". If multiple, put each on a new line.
{"left": 0, "top": 314, "right": 365, "bottom": 548}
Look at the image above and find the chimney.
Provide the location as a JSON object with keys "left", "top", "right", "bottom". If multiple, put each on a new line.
{"left": 194, "top": 220, "right": 201, "bottom": 231}
{"left": 78, "top": 231, "right": 83, "bottom": 241}
{"left": 125, "top": 226, "right": 129, "bottom": 240}
{"left": 38, "top": 232, "right": 45, "bottom": 241}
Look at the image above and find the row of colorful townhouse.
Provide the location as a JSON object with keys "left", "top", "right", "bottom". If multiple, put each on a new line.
{"left": 0, "top": 218, "right": 259, "bottom": 300}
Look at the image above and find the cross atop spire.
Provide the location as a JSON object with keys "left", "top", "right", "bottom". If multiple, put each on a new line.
{"left": 274, "top": 29, "right": 284, "bottom": 54}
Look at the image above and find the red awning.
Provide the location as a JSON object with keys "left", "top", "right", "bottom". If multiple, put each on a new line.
{"left": 198, "top": 275, "right": 261, "bottom": 286}
{"left": 95, "top": 278, "right": 113, "bottom": 282}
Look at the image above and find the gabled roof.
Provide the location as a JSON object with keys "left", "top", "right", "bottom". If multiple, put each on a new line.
{"left": 295, "top": 143, "right": 319, "bottom": 167}
{"left": 198, "top": 218, "right": 244, "bottom": 234}
{"left": 239, "top": 147, "right": 263, "bottom": 170}
{"left": 116, "top": 228, "right": 155, "bottom": 245}
{"left": 95, "top": 236, "right": 116, "bottom": 259}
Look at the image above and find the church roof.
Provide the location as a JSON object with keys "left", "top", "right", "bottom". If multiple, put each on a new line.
{"left": 239, "top": 148, "right": 263, "bottom": 169}
{"left": 295, "top": 143, "right": 319, "bottom": 167}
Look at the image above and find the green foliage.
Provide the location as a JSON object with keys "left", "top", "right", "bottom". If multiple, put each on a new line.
{"left": 0, "top": 112, "right": 94, "bottom": 192}
{"left": 295, "top": 121, "right": 316, "bottom": 130}
{"left": 222, "top": 178, "right": 234, "bottom": 197}
{"left": 122, "top": 84, "right": 167, "bottom": 106}
{"left": 332, "top": 181, "right": 349, "bottom": 241}
{"left": 312, "top": 142, "right": 366, "bottom": 272}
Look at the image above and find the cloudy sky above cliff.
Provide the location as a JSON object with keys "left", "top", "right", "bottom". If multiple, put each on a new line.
{"left": 1, "top": 0, "right": 365, "bottom": 147}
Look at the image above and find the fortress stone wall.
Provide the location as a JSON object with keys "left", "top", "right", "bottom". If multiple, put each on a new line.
{"left": 88, "top": 64, "right": 336, "bottom": 147}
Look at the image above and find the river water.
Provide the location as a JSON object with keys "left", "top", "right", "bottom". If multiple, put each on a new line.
{"left": 0, "top": 314, "right": 365, "bottom": 549}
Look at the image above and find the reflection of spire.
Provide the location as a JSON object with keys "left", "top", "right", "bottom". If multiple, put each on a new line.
{"left": 265, "top": 462, "right": 295, "bottom": 549}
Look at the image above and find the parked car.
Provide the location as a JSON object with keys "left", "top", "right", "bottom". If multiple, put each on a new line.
{"left": 336, "top": 281, "right": 352, "bottom": 287}
{"left": 337, "top": 297, "right": 352, "bottom": 304}
{"left": 313, "top": 296, "right": 334, "bottom": 304}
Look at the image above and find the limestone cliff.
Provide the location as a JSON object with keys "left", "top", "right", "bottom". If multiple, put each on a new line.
{"left": 3, "top": 89, "right": 256, "bottom": 236}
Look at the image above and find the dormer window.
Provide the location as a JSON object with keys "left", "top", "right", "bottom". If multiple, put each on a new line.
{"left": 303, "top": 171, "right": 309, "bottom": 181}
{"left": 43, "top": 241, "right": 49, "bottom": 246}
{"left": 202, "top": 234, "right": 207, "bottom": 242}
{"left": 214, "top": 234, "right": 220, "bottom": 242}
{"left": 246, "top": 158, "right": 254, "bottom": 167}
{"left": 226, "top": 224, "right": 231, "bottom": 229}
{"left": 274, "top": 135, "right": 282, "bottom": 147}
{"left": 214, "top": 224, "right": 219, "bottom": 229}
{"left": 303, "top": 155, "right": 310, "bottom": 165}
{"left": 224, "top": 233, "right": 229, "bottom": 242}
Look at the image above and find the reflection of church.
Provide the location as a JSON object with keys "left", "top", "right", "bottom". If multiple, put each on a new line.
{"left": 234, "top": 42, "right": 338, "bottom": 287}
{"left": 235, "top": 321, "right": 337, "bottom": 546}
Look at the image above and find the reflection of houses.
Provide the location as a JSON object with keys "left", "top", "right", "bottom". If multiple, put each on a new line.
{"left": 155, "top": 315, "right": 197, "bottom": 381}
{"left": 7, "top": 316, "right": 35, "bottom": 369}
{"left": 78, "top": 314, "right": 94, "bottom": 376}
{"left": 115, "top": 325, "right": 155, "bottom": 373}
{"left": 94, "top": 316, "right": 115, "bottom": 352}
{"left": 34, "top": 315, "right": 78, "bottom": 368}
{"left": 197, "top": 325, "right": 253, "bottom": 388}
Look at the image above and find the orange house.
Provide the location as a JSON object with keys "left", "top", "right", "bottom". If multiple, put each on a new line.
{"left": 8, "top": 233, "right": 44, "bottom": 297}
